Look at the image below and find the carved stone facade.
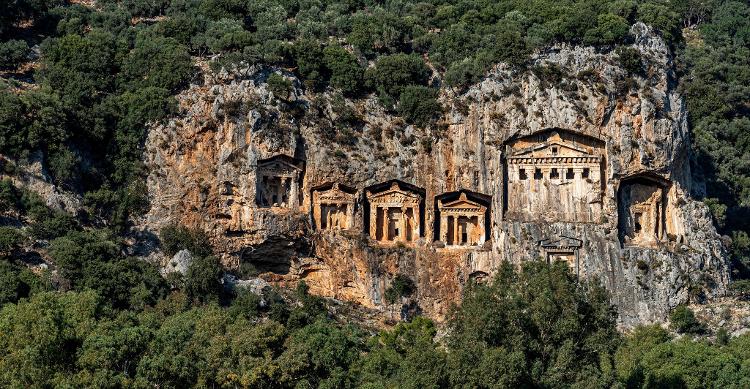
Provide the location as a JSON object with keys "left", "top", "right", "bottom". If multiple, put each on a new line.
{"left": 618, "top": 175, "right": 670, "bottom": 248}
{"left": 256, "top": 155, "right": 303, "bottom": 209}
{"left": 366, "top": 181, "right": 423, "bottom": 244}
{"left": 311, "top": 183, "right": 356, "bottom": 231}
{"left": 540, "top": 236, "right": 583, "bottom": 277}
{"left": 436, "top": 191, "right": 489, "bottom": 247}
{"left": 505, "top": 130, "right": 604, "bottom": 223}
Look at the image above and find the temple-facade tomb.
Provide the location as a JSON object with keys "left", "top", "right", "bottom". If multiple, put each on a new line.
{"left": 505, "top": 129, "right": 604, "bottom": 223}
{"left": 366, "top": 180, "right": 424, "bottom": 244}
{"left": 256, "top": 155, "right": 304, "bottom": 208}
{"left": 311, "top": 182, "right": 357, "bottom": 231}
{"left": 618, "top": 174, "right": 671, "bottom": 247}
{"left": 436, "top": 190, "right": 490, "bottom": 247}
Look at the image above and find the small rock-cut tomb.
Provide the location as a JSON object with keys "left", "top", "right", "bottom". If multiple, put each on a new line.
{"left": 540, "top": 236, "right": 583, "bottom": 276}
{"left": 366, "top": 181, "right": 423, "bottom": 244}
{"left": 311, "top": 182, "right": 356, "bottom": 231}
{"left": 436, "top": 191, "right": 489, "bottom": 247}
{"left": 505, "top": 130, "right": 604, "bottom": 223}
{"left": 618, "top": 175, "right": 670, "bottom": 247}
{"left": 256, "top": 155, "right": 303, "bottom": 208}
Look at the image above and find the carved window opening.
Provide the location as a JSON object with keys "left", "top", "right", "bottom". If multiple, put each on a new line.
{"left": 582, "top": 168, "right": 590, "bottom": 179}
{"left": 551, "top": 146, "right": 559, "bottom": 155}
{"left": 519, "top": 168, "right": 527, "bottom": 180}
{"left": 550, "top": 168, "right": 559, "bottom": 179}
{"left": 566, "top": 168, "right": 574, "bottom": 179}
{"left": 534, "top": 168, "right": 543, "bottom": 180}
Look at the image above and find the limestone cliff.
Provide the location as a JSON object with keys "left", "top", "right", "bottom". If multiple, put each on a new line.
{"left": 143, "top": 24, "right": 729, "bottom": 327}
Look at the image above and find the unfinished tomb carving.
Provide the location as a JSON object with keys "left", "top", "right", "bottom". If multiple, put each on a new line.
{"left": 366, "top": 180, "right": 424, "bottom": 244}
{"left": 539, "top": 236, "right": 583, "bottom": 277}
{"left": 436, "top": 191, "right": 490, "bottom": 247}
{"left": 505, "top": 129, "right": 604, "bottom": 223}
{"left": 618, "top": 175, "right": 671, "bottom": 248}
{"left": 311, "top": 183, "right": 356, "bottom": 231}
{"left": 256, "top": 155, "right": 303, "bottom": 208}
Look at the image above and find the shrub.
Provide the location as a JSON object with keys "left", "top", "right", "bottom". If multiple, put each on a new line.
{"left": 397, "top": 85, "right": 441, "bottom": 127}
{"left": 0, "top": 227, "right": 23, "bottom": 255}
{"left": 159, "top": 224, "right": 213, "bottom": 258}
{"left": 670, "top": 305, "right": 706, "bottom": 334}
{"left": 266, "top": 73, "right": 293, "bottom": 100}
{"left": 184, "top": 255, "right": 224, "bottom": 304}
{"left": 616, "top": 47, "right": 643, "bottom": 75}
{"left": 384, "top": 274, "right": 415, "bottom": 304}
{"left": 366, "top": 54, "right": 431, "bottom": 102}
{"left": 323, "top": 45, "right": 363, "bottom": 96}
{"left": 0, "top": 40, "right": 29, "bottom": 70}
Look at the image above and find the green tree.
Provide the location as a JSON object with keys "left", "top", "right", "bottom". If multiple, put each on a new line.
{"left": 323, "top": 44, "right": 363, "bottom": 96}
{"left": 397, "top": 86, "right": 442, "bottom": 128}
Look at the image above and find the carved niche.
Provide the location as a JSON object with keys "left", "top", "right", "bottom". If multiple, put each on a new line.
{"left": 505, "top": 129, "right": 605, "bottom": 223}
{"left": 539, "top": 236, "right": 583, "bottom": 277}
{"left": 256, "top": 155, "right": 304, "bottom": 209}
{"left": 436, "top": 190, "right": 490, "bottom": 247}
{"left": 311, "top": 182, "right": 357, "bottom": 231}
{"left": 618, "top": 174, "right": 671, "bottom": 248}
{"left": 366, "top": 180, "right": 424, "bottom": 244}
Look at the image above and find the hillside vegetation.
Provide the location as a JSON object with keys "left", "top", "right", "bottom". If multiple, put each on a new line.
{"left": 1, "top": 0, "right": 750, "bottom": 386}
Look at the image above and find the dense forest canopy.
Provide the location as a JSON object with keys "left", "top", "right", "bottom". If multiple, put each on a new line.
{"left": 1, "top": 0, "right": 750, "bottom": 386}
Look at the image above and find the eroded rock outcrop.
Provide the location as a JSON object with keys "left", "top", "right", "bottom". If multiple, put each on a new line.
{"left": 143, "top": 24, "right": 729, "bottom": 327}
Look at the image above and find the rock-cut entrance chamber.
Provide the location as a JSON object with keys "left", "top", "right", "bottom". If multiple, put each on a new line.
{"left": 365, "top": 180, "right": 425, "bottom": 245}
{"left": 504, "top": 129, "right": 605, "bottom": 223}
{"left": 311, "top": 182, "right": 357, "bottom": 231}
{"left": 435, "top": 190, "right": 491, "bottom": 247}
{"left": 255, "top": 155, "right": 304, "bottom": 209}
{"left": 618, "top": 174, "right": 672, "bottom": 248}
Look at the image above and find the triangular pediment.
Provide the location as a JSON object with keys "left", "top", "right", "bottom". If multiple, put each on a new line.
{"left": 315, "top": 184, "right": 356, "bottom": 203}
{"left": 368, "top": 182, "right": 421, "bottom": 204}
{"left": 510, "top": 141, "right": 593, "bottom": 158}
{"left": 539, "top": 236, "right": 583, "bottom": 249}
{"left": 441, "top": 193, "right": 485, "bottom": 210}
{"left": 259, "top": 160, "right": 302, "bottom": 172}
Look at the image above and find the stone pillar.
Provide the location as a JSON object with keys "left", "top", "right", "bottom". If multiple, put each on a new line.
{"left": 369, "top": 205, "right": 377, "bottom": 239}
{"left": 453, "top": 215, "right": 461, "bottom": 246}
{"left": 413, "top": 205, "right": 421, "bottom": 239}
{"left": 440, "top": 214, "right": 448, "bottom": 243}
{"left": 290, "top": 174, "right": 298, "bottom": 208}
{"left": 477, "top": 212, "right": 485, "bottom": 245}
{"left": 381, "top": 207, "right": 389, "bottom": 241}
{"left": 313, "top": 199, "right": 321, "bottom": 229}
{"left": 346, "top": 202, "right": 354, "bottom": 230}
{"left": 401, "top": 206, "right": 408, "bottom": 242}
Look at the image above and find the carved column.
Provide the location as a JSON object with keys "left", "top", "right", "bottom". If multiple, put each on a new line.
{"left": 381, "top": 207, "right": 389, "bottom": 241}
{"left": 290, "top": 173, "right": 299, "bottom": 208}
{"left": 477, "top": 212, "right": 485, "bottom": 245}
{"left": 440, "top": 214, "right": 448, "bottom": 243}
{"left": 346, "top": 202, "right": 354, "bottom": 230}
{"left": 400, "top": 206, "right": 408, "bottom": 242}
{"left": 313, "top": 197, "right": 321, "bottom": 229}
{"left": 453, "top": 215, "right": 461, "bottom": 246}
{"left": 369, "top": 204, "right": 377, "bottom": 239}
{"left": 413, "top": 204, "right": 421, "bottom": 239}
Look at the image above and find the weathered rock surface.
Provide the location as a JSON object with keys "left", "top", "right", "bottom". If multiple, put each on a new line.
{"left": 143, "top": 24, "right": 730, "bottom": 327}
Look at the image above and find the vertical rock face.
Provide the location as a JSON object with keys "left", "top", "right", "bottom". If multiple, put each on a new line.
{"left": 143, "top": 24, "right": 729, "bottom": 327}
